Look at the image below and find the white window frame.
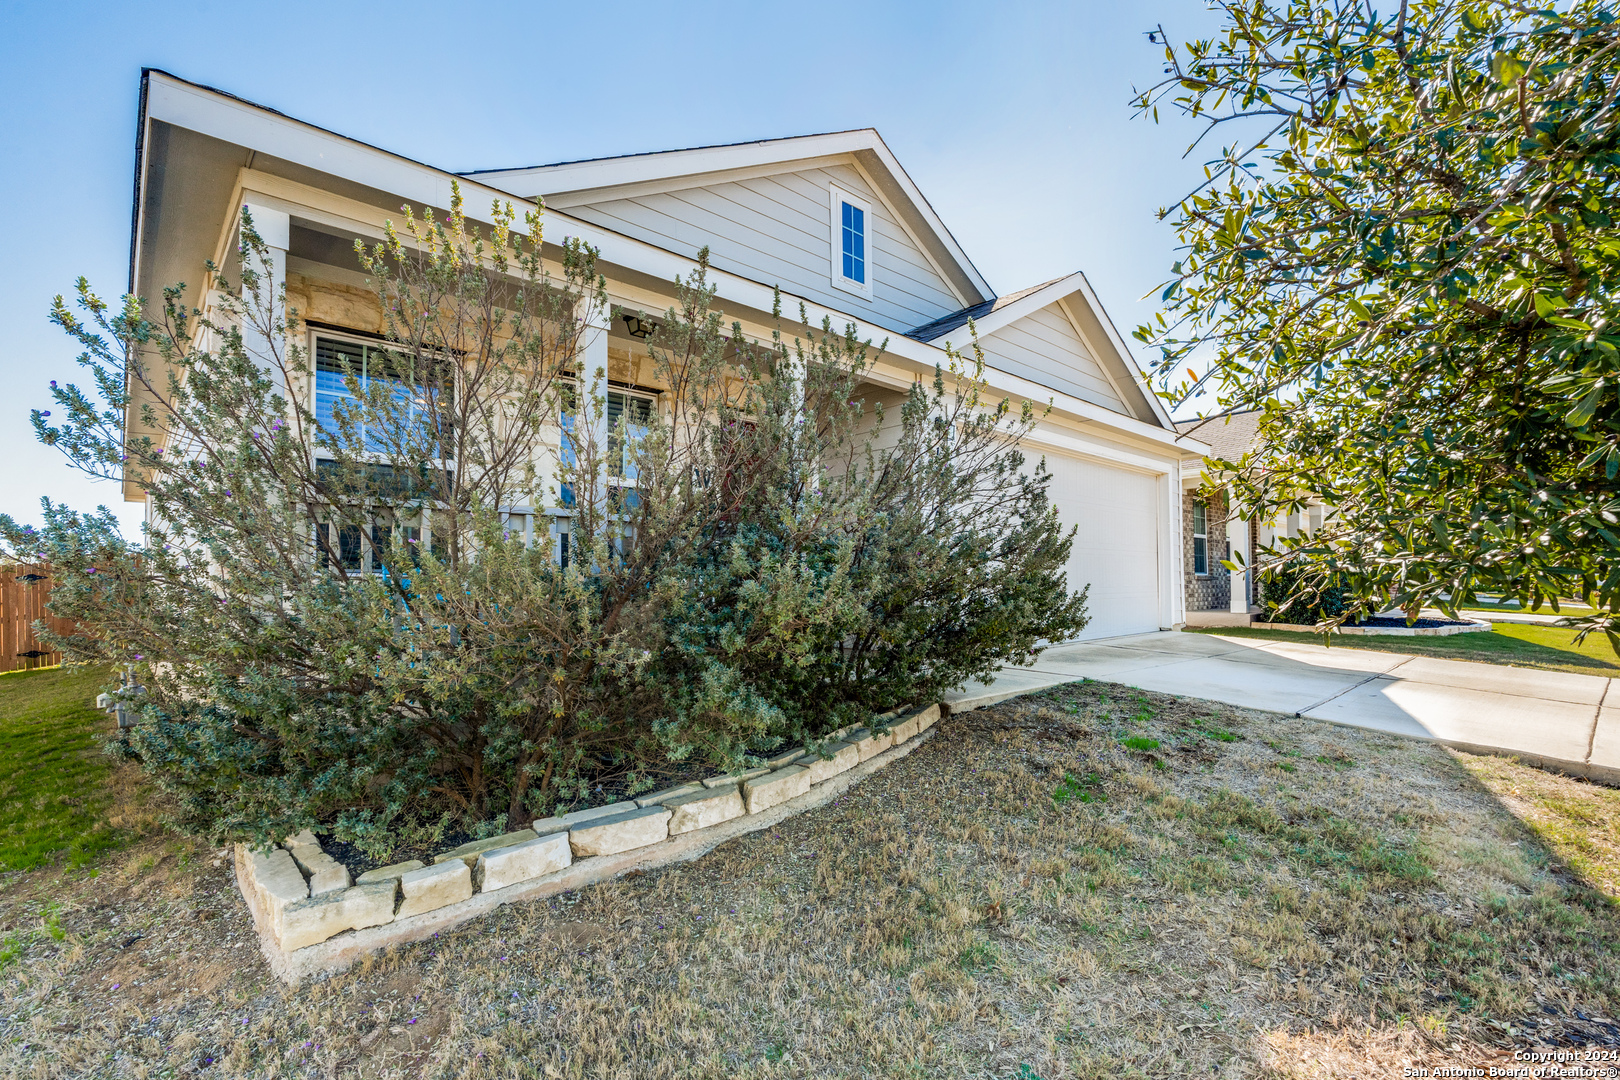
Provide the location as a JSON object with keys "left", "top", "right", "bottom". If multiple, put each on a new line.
{"left": 1191, "top": 501, "right": 1209, "bottom": 577}
{"left": 307, "top": 328, "right": 463, "bottom": 576}
{"left": 317, "top": 514, "right": 443, "bottom": 576}
{"left": 307, "top": 327, "right": 457, "bottom": 471}
{"left": 828, "top": 184, "right": 874, "bottom": 300}
{"left": 606, "top": 386, "right": 657, "bottom": 485}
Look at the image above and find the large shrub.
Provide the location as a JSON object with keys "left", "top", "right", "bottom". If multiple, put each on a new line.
{"left": 1257, "top": 559, "right": 1350, "bottom": 626}
{"left": 5, "top": 191, "right": 1087, "bottom": 853}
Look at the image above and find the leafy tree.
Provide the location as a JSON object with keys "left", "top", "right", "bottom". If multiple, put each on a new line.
{"left": 1137, "top": 0, "right": 1620, "bottom": 645}
{"left": 6, "top": 188, "right": 1087, "bottom": 852}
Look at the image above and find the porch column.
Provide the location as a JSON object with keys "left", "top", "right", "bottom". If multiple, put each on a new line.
{"left": 1227, "top": 490, "right": 1250, "bottom": 614}
{"left": 239, "top": 200, "right": 290, "bottom": 401}
{"left": 581, "top": 294, "right": 612, "bottom": 502}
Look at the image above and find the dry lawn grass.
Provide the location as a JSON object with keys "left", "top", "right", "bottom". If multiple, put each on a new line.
{"left": 2, "top": 679, "right": 1618, "bottom": 1078}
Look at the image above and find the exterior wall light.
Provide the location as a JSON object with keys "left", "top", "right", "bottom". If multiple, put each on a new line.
{"left": 621, "top": 314, "right": 658, "bottom": 340}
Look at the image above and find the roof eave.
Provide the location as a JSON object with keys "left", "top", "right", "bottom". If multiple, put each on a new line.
{"left": 131, "top": 73, "right": 1187, "bottom": 458}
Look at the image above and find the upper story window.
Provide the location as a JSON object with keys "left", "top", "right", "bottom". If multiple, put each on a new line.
{"left": 1191, "top": 501, "right": 1209, "bottom": 576}
{"left": 829, "top": 185, "right": 874, "bottom": 299}
{"left": 841, "top": 202, "right": 866, "bottom": 282}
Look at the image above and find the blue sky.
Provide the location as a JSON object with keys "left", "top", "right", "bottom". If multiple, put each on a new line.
{"left": 0, "top": 0, "right": 1225, "bottom": 536}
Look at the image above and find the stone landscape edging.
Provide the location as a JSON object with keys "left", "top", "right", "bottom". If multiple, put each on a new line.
{"left": 236, "top": 706, "right": 940, "bottom": 985}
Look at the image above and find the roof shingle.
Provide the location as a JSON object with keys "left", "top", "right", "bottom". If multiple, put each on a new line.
{"left": 1175, "top": 410, "right": 1261, "bottom": 462}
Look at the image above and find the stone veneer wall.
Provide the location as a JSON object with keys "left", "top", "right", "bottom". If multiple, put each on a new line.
{"left": 236, "top": 703, "right": 941, "bottom": 984}
{"left": 1182, "top": 490, "right": 1231, "bottom": 612}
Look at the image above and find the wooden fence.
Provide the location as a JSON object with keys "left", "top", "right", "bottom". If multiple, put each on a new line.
{"left": 0, "top": 564, "right": 78, "bottom": 672}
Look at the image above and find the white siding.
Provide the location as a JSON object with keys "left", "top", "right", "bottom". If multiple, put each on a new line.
{"left": 976, "top": 304, "right": 1128, "bottom": 414}
{"left": 561, "top": 164, "right": 963, "bottom": 334}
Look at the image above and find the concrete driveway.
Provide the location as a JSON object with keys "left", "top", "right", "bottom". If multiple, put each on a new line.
{"left": 947, "top": 631, "right": 1619, "bottom": 784}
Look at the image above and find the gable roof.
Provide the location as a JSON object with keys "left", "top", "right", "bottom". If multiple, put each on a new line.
{"left": 1175, "top": 410, "right": 1262, "bottom": 462}
{"left": 462, "top": 129, "right": 993, "bottom": 308}
{"left": 904, "top": 277, "right": 1067, "bottom": 342}
{"left": 908, "top": 273, "right": 1173, "bottom": 428}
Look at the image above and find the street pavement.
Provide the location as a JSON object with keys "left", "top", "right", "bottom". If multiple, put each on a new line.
{"left": 946, "top": 631, "right": 1619, "bottom": 784}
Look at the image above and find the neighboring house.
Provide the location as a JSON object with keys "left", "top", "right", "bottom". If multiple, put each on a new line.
{"left": 125, "top": 70, "right": 1205, "bottom": 640}
{"left": 1175, "top": 410, "right": 1330, "bottom": 626}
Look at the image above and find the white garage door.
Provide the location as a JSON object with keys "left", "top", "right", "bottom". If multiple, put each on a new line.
{"left": 1039, "top": 452, "right": 1163, "bottom": 640}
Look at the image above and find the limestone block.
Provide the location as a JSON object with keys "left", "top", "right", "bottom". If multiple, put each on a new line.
{"left": 277, "top": 891, "right": 349, "bottom": 952}
{"left": 479, "top": 832, "right": 571, "bottom": 892}
{"left": 288, "top": 843, "right": 351, "bottom": 896}
{"left": 345, "top": 881, "right": 398, "bottom": 931}
{"left": 848, "top": 728, "right": 893, "bottom": 762}
{"left": 915, "top": 702, "right": 941, "bottom": 732}
{"left": 556, "top": 802, "right": 638, "bottom": 827}
{"left": 249, "top": 847, "right": 308, "bottom": 921}
{"left": 279, "top": 881, "right": 396, "bottom": 952}
{"left": 703, "top": 767, "right": 769, "bottom": 789}
{"left": 743, "top": 765, "right": 812, "bottom": 814}
{"left": 283, "top": 829, "right": 319, "bottom": 849}
{"left": 764, "top": 747, "right": 805, "bottom": 770}
{"left": 569, "top": 807, "right": 671, "bottom": 858}
{"left": 530, "top": 801, "right": 640, "bottom": 839}
{"left": 795, "top": 741, "right": 859, "bottom": 785}
{"left": 292, "top": 274, "right": 385, "bottom": 335}
{"left": 433, "top": 830, "right": 538, "bottom": 867}
{"left": 890, "top": 715, "right": 921, "bottom": 744}
{"left": 356, "top": 859, "right": 425, "bottom": 885}
{"left": 398, "top": 859, "right": 473, "bottom": 917}
{"left": 634, "top": 782, "right": 703, "bottom": 808}
{"left": 664, "top": 786, "right": 746, "bottom": 835}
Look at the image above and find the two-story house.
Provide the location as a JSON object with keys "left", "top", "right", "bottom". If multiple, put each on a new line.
{"left": 125, "top": 70, "right": 1203, "bottom": 640}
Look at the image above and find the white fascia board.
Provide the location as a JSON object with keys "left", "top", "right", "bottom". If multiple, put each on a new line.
{"left": 1071, "top": 271, "right": 1175, "bottom": 429}
{"left": 920, "top": 270, "right": 1176, "bottom": 432}
{"left": 857, "top": 134, "right": 992, "bottom": 301}
{"left": 1006, "top": 418, "right": 1184, "bottom": 477}
{"left": 917, "top": 273, "right": 1088, "bottom": 345}
{"left": 536, "top": 153, "right": 853, "bottom": 209}
{"left": 143, "top": 74, "right": 519, "bottom": 238}
{"left": 467, "top": 131, "right": 879, "bottom": 196}
{"left": 143, "top": 74, "right": 1180, "bottom": 453}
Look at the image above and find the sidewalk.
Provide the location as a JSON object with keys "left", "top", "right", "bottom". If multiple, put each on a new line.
{"left": 947, "top": 631, "right": 1619, "bottom": 784}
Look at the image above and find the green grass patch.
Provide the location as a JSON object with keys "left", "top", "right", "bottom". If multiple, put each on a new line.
{"left": 0, "top": 665, "right": 124, "bottom": 870}
{"left": 1120, "top": 736, "right": 1160, "bottom": 752}
{"left": 1189, "top": 622, "right": 1620, "bottom": 677}
{"left": 1052, "top": 772, "right": 1105, "bottom": 806}
{"left": 957, "top": 939, "right": 1000, "bottom": 974}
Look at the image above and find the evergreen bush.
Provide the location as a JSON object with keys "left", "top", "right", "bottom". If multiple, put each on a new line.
{"left": 4, "top": 191, "right": 1088, "bottom": 855}
{"left": 1258, "top": 560, "right": 1350, "bottom": 625}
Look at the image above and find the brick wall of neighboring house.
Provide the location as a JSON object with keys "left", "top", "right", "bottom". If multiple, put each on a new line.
{"left": 1183, "top": 490, "right": 1232, "bottom": 611}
